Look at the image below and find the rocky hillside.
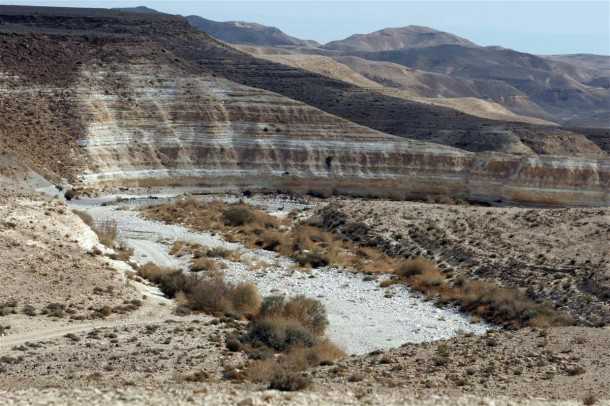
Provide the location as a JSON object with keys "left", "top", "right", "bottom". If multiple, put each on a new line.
{"left": 323, "top": 25, "right": 477, "bottom": 52}
{"left": 199, "top": 22, "right": 609, "bottom": 129}
{"left": 186, "top": 15, "right": 319, "bottom": 47}
{"left": 0, "top": 6, "right": 608, "bottom": 206}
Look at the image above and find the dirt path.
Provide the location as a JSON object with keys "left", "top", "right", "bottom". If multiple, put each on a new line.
{"left": 0, "top": 316, "right": 158, "bottom": 349}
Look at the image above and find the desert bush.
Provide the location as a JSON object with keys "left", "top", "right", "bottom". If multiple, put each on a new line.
{"left": 205, "top": 247, "right": 235, "bottom": 259}
{"left": 268, "top": 371, "right": 311, "bottom": 391}
{"left": 22, "top": 304, "right": 36, "bottom": 317}
{"left": 137, "top": 263, "right": 189, "bottom": 298}
{"left": 257, "top": 229, "right": 283, "bottom": 251}
{"left": 223, "top": 206, "right": 255, "bottom": 226}
{"left": 231, "top": 283, "right": 262, "bottom": 316}
{"left": 190, "top": 257, "right": 218, "bottom": 273}
{"left": 245, "top": 318, "right": 317, "bottom": 351}
{"left": 95, "top": 220, "right": 118, "bottom": 247}
{"left": 258, "top": 295, "right": 328, "bottom": 336}
{"left": 64, "top": 189, "right": 75, "bottom": 201}
{"left": 291, "top": 250, "right": 330, "bottom": 268}
{"left": 42, "top": 303, "right": 66, "bottom": 318}
{"left": 109, "top": 244, "right": 133, "bottom": 261}
{"left": 396, "top": 257, "right": 438, "bottom": 278}
{"left": 282, "top": 296, "right": 329, "bottom": 335}
{"left": 73, "top": 210, "right": 118, "bottom": 247}
{"left": 244, "top": 342, "right": 341, "bottom": 388}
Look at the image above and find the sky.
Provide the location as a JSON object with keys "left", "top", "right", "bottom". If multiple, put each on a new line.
{"left": 3, "top": 1, "right": 609, "bottom": 55}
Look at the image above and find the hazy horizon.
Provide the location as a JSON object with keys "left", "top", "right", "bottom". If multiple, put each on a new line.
{"left": 3, "top": 0, "right": 609, "bottom": 55}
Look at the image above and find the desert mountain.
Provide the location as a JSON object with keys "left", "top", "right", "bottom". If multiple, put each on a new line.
{"left": 347, "top": 44, "right": 609, "bottom": 125}
{"left": 323, "top": 25, "right": 477, "bottom": 52}
{"left": 0, "top": 5, "right": 607, "bottom": 206}
{"left": 185, "top": 15, "right": 319, "bottom": 47}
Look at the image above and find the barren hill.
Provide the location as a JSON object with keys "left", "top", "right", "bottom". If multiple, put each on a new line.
{"left": 323, "top": 25, "right": 477, "bottom": 52}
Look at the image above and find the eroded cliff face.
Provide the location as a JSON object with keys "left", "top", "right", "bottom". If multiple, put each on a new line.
{"left": 0, "top": 7, "right": 607, "bottom": 207}
{"left": 70, "top": 61, "right": 609, "bottom": 206}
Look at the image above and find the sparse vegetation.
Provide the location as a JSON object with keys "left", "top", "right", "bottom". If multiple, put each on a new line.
{"left": 73, "top": 210, "right": 118, "bottom": 248}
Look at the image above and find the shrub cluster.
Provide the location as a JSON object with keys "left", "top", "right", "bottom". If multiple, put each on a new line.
{"left": 393, "top": 257, "right": 571, "bottom": 328}
{"left": 137, "top": 263, "right": 260, "bottom": 317}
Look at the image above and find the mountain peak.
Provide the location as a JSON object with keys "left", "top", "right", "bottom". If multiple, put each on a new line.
{"left": 324, "top": 25, "right": 477, "bottom": 52}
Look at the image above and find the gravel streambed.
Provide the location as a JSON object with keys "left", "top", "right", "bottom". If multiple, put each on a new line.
{"left": 70, "top": 194, "right": 490, "bottom": 354}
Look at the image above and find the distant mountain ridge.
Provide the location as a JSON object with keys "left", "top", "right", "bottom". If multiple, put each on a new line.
{"left": 185, "top": 15, "right": 319, "bottom": 47}
{"left": 323, "top": 25, "right": 478, "bottom": 52}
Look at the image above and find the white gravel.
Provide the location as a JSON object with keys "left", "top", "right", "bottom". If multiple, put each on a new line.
{"left": 70, "top": 195, "right": 490, "bottom": 355}
{"left": 0, "top": 388, "right": 590, "bottom": 406}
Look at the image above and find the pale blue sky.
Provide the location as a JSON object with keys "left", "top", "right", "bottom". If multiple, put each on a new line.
{"left": 3, "top": 1, "right": 609, "bottom": 55}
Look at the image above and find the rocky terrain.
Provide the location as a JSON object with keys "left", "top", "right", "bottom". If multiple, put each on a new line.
{"left": 0, "top": 4, "right": 609, "bottom": 406}
{"left": 314, "top": 200, "right": 610, "bottom": 325}
{"left": 0, "top": 6, "right": 608, "bottom": 207}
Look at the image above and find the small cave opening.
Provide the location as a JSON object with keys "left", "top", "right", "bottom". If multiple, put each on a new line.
{"left": 325, "top": 156, "right": 333, "bottom": 171}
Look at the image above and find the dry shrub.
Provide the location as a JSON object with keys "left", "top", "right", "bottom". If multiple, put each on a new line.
{"left": 190, "top": 257, "right": 219, "bottom": 273}
{"left": 184, "top": 274, "right": 261, "bottom": 317}
{"left": 223, "top": 205, "right": 255, "bottom": 226}
{"left": 205, "top": 246, "right": 240, "bottom": 260}
{"left": 73, "top": 210, "right": 118, "bottom": 247}
{"left": 396, "top": 257, "right": 438, "bottom": 278}
{"left": 94, "top": 220, "right": 118, "bottom": 247}
{"left": 109, "top": 243, "right": 133, "bottom": 261}
{"left": 257, "top": 229, "right": 283, "bottom": 251}
{"left": 259, "top": 295, "right": 328, "bottom": 336}
{"left": 244, "top": 341, "right": 342, "bottom": 390}
{"left": 410, "top": 268, "right": 446, "bottom": 289}
{"left": 187, "top": 274, "right": 233, "bottom": 314}
{"left": 169, "top": 240, "right": 190, "bottom": 256}
{"left": 231, "top": 283, "right": 262, "bottom": 316}
{"left": 136, "top": 263, "right": 189, "bottom": 298}
{"left": 137, "top": 262, "right": 177, "bottom": 284}
{"left": 268, "top": 371, "right": 311, "bottom": 392}
{"left": 245, "top": 318, "right": 317, "bottom": 351}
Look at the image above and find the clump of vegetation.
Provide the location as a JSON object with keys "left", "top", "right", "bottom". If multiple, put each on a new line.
{"left": 137, "top": 264, "right": 261, "bottom": 317}
{"left": 42, "top": 303, "right": 66, "bottom": 318}
{"left": 396, "top": 257, "right": 439, "bottom": 278}
{"left": 392, "top": 257, "right": 570, "bottom": 328}
{"left": 223, "top": 206, "right": 255, "bottom": 226}
{"left": 258, "top": 295, "right": 329, "bottom": 335}
{"left": 0, "top": 301, "right": 17, "bottom": 317}
{"left": 190, "top": 257, "right": 219, "bottom": 273}
{"left": 73, "top": 210, "right": 118, "bottom": 248}
{"left": 144, "top": 200, "right": 573, "bottom": 328}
